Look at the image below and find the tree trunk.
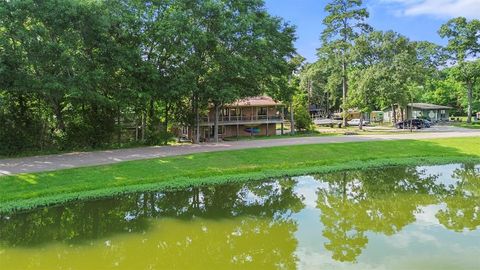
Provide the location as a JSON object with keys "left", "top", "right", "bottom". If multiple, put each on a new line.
{"left": 400, "top": 108, "right": 405, "bottom": 129}
{"left": 326, "top": 92, "right": 330, "bottom": 118}
{"left": 141, "top": 111, "right": 146, "bottom": 141}
{"left": 392, "top": 105, "right": 397, "bottom": 126}
{"left": 195, "top": 97, "right": 200, "bottom": 144}
{"left": 342, "top": 60, "right": 348, "bottom": 128}
{"left": 163, "top": 103, "right": 170, "bottom": 145}
{"left": 191, "top": 95, "right": 197, "bottom": 144}
{"left": 467, "top": 81, "right": 473, "bottom": 124}
{"left": 146, "top": 98, "right": 155, "bottom": 140}
{"left": 213, "top": 103, "right": 220, "bottom": 143}
{"left": 135, "top": 118, "right": 139, "bottom": 141}
{"left": 117, "top": 105, "right": 121, "bottom": 144}
{"left": 290, "top": 102, "right": 295, "bottom": 135}
{"left": 148, "top": 98, "right": 155, "bottom": 123}
{"left": 52, "top": 101, "right": 66, "bottom": 133}
{"left": 359, "top": 113, "right": 364, "bottom": 130}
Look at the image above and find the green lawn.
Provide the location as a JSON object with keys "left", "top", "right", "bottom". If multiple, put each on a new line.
{"left": 453, "top": 122, "right": 480, "bottom": 129}
{"left": 1, "top": 137, "right": 480, "bottom": 213}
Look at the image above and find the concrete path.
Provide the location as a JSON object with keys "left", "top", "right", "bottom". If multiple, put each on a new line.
{"left": 1, "top": 129, "right": 479, "bottom": 176}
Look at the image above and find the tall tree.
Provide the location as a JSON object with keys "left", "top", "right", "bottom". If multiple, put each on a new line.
{"left": 177, "top": 0, "right": 296, "bottom": 143}
{"left": 132, "top": 0, "right": 192, "bottom": 144}
{"left": 349, "top": 31, "right": 420, "bottom": 127}
{"left": 0, "top": 0, "right": 296, "bottom": 154}
{"left": 300, "top": 59, "right": 343, "bottom": 118}
{"left": 439, "top": 17, "right": 480, "bottom": 123}
{"left": 320, "top": 0, "right": 371, "bottom": 127}
{"left": 267, "top": 55, "right": 304, "bottom": 135}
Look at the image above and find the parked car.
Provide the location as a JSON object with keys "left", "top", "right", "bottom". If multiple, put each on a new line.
{"left": 347, "top": 119, "right": 370, "bottom": 126}
{"left": 396, "top": 119, "right": 424, "bottom": 129}
{"left": 177, "top": 135, "right": 192, "bottom": 143}
{"left": 423, "top": 119, "right": 432, "bottom": 128}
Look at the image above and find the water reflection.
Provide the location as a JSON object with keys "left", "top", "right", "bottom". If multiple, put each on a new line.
{"left": 0, "top": 178, "right": 304, "bottom": 245}
{"left": 315, "top": 167, "right": 444, "bottom": 262}
{"left": 0, "top": 164, "right": 479, "bottom": 269}
{"left": 0, "top": 179, "right": 304, "bottom": 269}
{"left": 314, "top": 165, "right": 480, "bottom": 263}
{"left": 437, "top": 164, "right": 480, "bottom": 232}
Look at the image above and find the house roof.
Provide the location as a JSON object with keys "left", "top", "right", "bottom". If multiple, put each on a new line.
{"left": 226, "top": 96, "right": 283, "bottom": 107}
{"left": 408, "top": 103, "right": 452, "bottom": 110}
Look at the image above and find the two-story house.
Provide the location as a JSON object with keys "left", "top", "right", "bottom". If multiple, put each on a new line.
{"left": 180, "top": 96, "right": 285, "bottom": 141}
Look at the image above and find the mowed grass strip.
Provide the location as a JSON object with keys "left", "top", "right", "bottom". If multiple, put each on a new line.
{"left": 1, "top": 137, "right": 479, "bottom": 212}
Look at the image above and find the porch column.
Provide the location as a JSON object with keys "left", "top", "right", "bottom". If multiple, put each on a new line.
{"left": 266, "top": 107, "right": 269, "bottom": 136}
{"left": 237, "top": 105, "right": 240, "bottom": 140}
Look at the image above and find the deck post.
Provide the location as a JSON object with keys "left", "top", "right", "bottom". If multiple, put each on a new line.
{"left": 237, "top": 106, "right": 240, "bottom": 140}
{"left": 266, "top": 108, "right": 269, "bottom": 136}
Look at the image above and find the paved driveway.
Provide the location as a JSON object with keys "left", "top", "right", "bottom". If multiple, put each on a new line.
{"left": 1, "top": 129, "right": 479, "bottom": 176}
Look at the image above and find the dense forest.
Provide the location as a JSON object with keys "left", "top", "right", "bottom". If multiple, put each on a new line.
{"left": 0, "top": 0, "right": 297, "bottom": 155}
{"left": 1, "top": 0, "right": 479, "bottom": 156}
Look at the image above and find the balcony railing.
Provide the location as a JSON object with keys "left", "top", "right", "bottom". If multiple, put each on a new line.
{"left": 200, "top": 115, "right": 284, "bottom": 125}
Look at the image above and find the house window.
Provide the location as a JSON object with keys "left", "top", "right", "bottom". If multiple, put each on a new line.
{"left": 258, "top": 107, "right": 268, "bottom": 116}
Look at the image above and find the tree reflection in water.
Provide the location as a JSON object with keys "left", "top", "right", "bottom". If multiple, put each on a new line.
{"left": 0, "top": 178, "right": 304, "bottom": 269}
{"left": 437, "top": 164, "right": 480, "bottom": 232}
{"left": 0, "top": 164, "right": 478, "bottom": 268}
{"left": 315, "top": 165, "right": 479, "bottom": 262}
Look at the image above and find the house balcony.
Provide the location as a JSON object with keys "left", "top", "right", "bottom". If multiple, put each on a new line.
{"left": 199, "top": 115, "right": 284, "bottom": 126}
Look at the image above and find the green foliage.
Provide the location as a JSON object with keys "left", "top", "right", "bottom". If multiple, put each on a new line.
{"left": 293, "top": 92, "right": 312, "bottom": 131}
{"left": 349, "top": 31, "right": 420, "bottom": 112}
{"left": 0, "top": 92, "right": 47, "bottom": 154}
{"left": 320, "top": 0, "right": 371, "bottom": 125}
{"left": 421, "top": 68, "right": 466, "bottom": 115}
{"left": 439, "top": 17, "right": 480, "bottom": 62}
{"left": 303, "top": 12, "right": 479, "bottom": 124}
{"left": 321, "top": 0, "right": 371, "bottom": 47}
{"left": 0, "top": 0, "right": 296, "bottom": 154}
{"left": 300, "top": 61, "right": 342, "bottom": 115}
{"left": 439, "top": 17, "right": 480, "bottom": 122}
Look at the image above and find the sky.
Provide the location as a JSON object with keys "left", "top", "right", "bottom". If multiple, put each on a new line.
{"left": 264, "top": 0, "right": 480, "bottom": 63}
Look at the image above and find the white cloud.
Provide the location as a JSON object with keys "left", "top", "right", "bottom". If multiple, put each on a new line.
{"left": 379, "top": 0, "right": 480, "bottom": 19}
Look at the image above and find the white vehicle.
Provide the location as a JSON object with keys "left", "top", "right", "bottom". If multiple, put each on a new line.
{"left": 347, "top": 119, "right": 369, "bottom": 126}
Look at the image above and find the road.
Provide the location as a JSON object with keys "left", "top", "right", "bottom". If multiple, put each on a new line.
{"left": 1, "top": 129, "right": 479, "bottom": 176}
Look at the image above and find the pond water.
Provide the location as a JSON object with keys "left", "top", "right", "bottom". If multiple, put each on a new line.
{"left": 0, "top": 164, "right": 479, "bottom": 270}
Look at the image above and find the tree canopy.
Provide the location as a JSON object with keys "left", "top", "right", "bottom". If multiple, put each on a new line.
{"left": 303, "top": 5, "right": 480, "bottom": 128}
{"left": 0, "top": 0, "right": 296, "bottom": 154}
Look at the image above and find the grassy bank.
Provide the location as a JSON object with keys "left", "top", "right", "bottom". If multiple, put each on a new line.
{"left": 1, "top": 137, "right": 480, "bottom": 213}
